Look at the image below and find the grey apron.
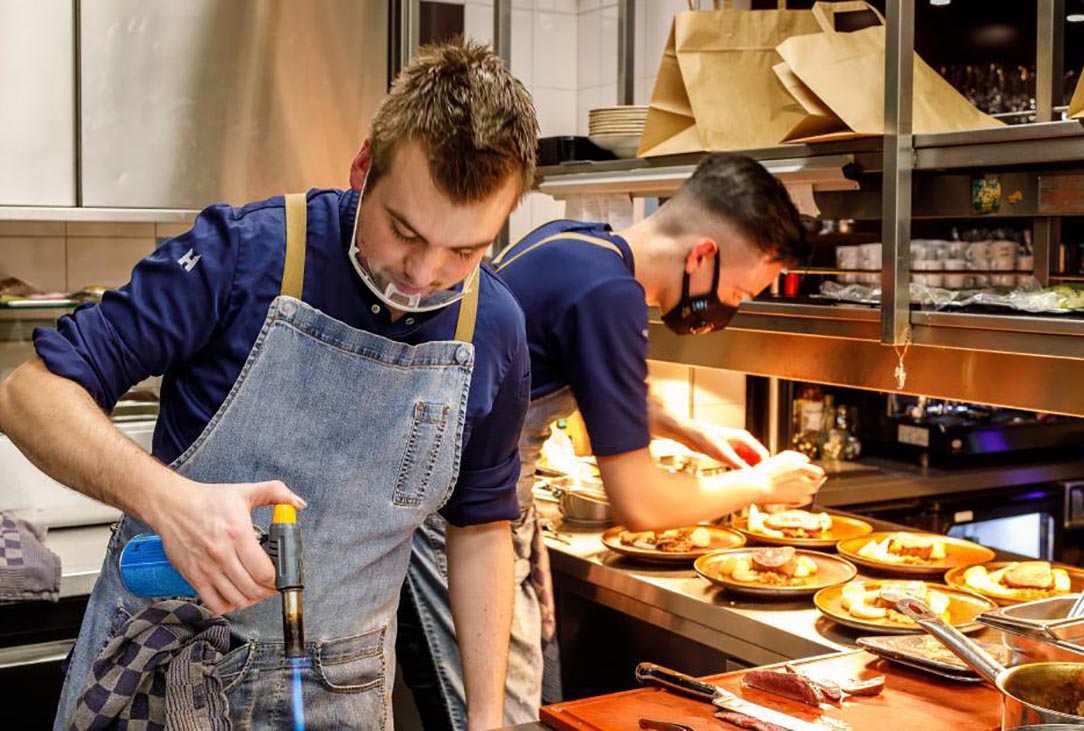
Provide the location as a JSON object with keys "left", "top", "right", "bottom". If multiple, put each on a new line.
{"left": 55, "top": 193, "right": 480, "bottom": 731}
{"left": 493, "top": 230, "right": 629, "bottom": 645}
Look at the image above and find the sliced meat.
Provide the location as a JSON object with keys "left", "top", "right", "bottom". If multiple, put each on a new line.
{"left": 715, "top": 710, "right": 790, "bottom": 731}
{"left": 1003, "top": 561, "right": 1055, "bottom": 590}
{"left": 750, "top": 547, "right": 799, "bottom": 577}
{"left": 784, "top": 664, "right": 843, "bottom": 703}
{"left": 742, "top": 668, "right": 823, "bottom": 706}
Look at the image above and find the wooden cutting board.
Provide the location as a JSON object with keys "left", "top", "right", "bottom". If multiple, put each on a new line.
{"left": 541, "top": 650, "right": 1002, "bottom": 731}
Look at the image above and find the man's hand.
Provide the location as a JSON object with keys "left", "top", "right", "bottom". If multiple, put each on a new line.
{"left": 147, "top": 479, "right": 306, "bottom": 615}
{"left": 745, "top": 450, "right": 826, "bottom": 506}
{"left": 683, "top": 423, "right": 771, "bottom": 469}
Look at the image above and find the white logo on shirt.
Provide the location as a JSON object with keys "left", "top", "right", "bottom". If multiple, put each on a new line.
{"left": 178, "top": 249, "right": 201, "bottom": 272}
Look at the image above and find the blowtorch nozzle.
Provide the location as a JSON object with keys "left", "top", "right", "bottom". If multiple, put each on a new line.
{"left": 268, "top": 504, "right": 305, "bottom": 659}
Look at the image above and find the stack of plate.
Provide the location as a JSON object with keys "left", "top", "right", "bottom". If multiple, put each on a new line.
{"left": 588, "top": 105, "right": 647, "bottom": 159}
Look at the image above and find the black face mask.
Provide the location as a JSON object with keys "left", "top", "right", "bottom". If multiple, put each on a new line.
{"left": 660, "top": 252, "right": 739, "bottom": 335}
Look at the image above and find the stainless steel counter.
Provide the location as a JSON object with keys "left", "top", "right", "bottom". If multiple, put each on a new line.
{"left": 542, "top": 507, "right": 1001, "bottom": 669}
{"left": 544, "top": 519, "right": 854, "bottom": 668}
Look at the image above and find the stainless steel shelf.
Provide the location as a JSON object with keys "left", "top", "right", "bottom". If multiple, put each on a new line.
{"left": 0, "top": 206, "right": 199, "bottom": 223}
{"left": 537, "top": 122, "right": 1084, "bottom": 199}
{"left": 647, "top": 301, "right": 1084, "bottom": 417}
{"left": 914, "top": 120, "right": 1084, "bottom": 169}
{"left": 538, "top": 155, "right": 861, "bottom": 199}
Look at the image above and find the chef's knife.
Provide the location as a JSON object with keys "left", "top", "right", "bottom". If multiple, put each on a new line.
{"left": 635, "top": 663, "right": 837, "bottom": 731}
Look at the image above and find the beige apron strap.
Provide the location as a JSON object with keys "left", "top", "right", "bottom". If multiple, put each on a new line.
{"left": 492, "top": 231, "right": 625, "bottom": 272}
{"left": 453, "top": 266, "right": 481, "bottom": 342}
{"left": 281, "top": 193, "right": 308, "bottom": 299}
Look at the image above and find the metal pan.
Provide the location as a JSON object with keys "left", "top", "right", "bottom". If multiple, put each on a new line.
{"left": 896, "top": 597, "right": 1084, "bottom": 729}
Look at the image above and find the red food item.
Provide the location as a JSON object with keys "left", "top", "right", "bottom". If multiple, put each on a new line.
{"left": 742, "top": 668, "right": 823, "bottom": 707}
{"left": 751, "top": 547, "right": 799, "bottom": 576}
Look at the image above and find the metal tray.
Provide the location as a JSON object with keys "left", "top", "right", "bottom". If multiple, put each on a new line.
{"left": 857, "top": 634, "right": 1014, "bottom": 682}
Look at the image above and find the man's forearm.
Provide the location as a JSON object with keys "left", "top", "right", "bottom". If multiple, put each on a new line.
{"left": 0, "top": 358, "right": 181, "bottom": 524}
{"left": 598, "top": 450, "right": 765, "bottom": 530}
{"left": 447, "top": 519, "right": 514, "bottom": 730}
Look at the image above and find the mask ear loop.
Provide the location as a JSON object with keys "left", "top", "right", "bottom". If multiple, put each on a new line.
{"left": 709, "top": 248, "right": 722, "bottom": 295}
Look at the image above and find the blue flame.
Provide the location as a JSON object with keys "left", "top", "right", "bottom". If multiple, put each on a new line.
{"left": 287, "top": 656, "right": 308, "bottom": 731}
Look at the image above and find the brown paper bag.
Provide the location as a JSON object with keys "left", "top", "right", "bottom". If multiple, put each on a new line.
{"left": 774, "top": 1, "right": 1002, "bottom": 143}
{"left": 1069, "top": 70, "right": 1084, "bottom": 119}
{"left": 637, "top": 0, "right": 822, "bottom": 157}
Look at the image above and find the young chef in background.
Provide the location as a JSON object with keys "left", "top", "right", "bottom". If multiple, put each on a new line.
{"left": 395, "top": 153, "right": 828, "bottom": 729}
{"left": 0, "top": 41, "right": 537, "bottom": 731}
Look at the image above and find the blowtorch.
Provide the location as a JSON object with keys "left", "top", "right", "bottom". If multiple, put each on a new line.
{"left": 119, "top": 503, "right": 306, "bottom": 659}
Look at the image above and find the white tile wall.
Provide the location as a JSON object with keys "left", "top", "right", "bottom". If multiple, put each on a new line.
{"left": 463, "top": 2, "right": 494, "bottom": 44}
{"left": 509, "top": 196, "right": 535, "bottom": 243}
{"left": 511, "top": 9, "right": 534, "bottom": 87}
{"left": 647, "top": 360, "right": 692, "bottom": 420}
{"left": 0, "top": 215, "right": 197, "bottom": 299}
{"left": 0, "top": 237, "right": 67, "bottom": 292}
{"left": 534, "top": 88, "right": 578, "bottom": 137}
{"left": 576, "top": 8, "right": 602, "bottom": 89}
{"left": 66, "top": 238, "right": 155, "bottom": 291}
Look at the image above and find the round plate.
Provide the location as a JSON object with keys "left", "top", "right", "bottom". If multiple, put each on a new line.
{"left": 944, "top": 561, "right": 1084, "bottom": 606}
{"left": 694, "top": 548, "right": 857, "bottom": 597}
{"left": 729, "top": 514, "right": 873, "bottom": 549}
{"left": 837, "top": 532, "right": 996, "bottom": 576}
{"left": 814, "top": 580, "right": 997, "bottom": 634}
{"left": 601, "top": 525, "right": 745, "bottom": 563}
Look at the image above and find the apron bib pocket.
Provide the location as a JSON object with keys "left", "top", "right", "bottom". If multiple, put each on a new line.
{"left": 394, "top": 401, "right": 452, "bottom": 507}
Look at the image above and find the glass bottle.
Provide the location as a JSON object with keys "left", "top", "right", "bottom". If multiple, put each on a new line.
{"left": 791, "top": 384, "right": 824, "bottom": 459}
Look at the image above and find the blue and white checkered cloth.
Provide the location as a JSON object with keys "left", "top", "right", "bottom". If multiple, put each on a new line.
{"left": 0, "top": 512, "right": 60, "bottom": 602}
{"left": 68, "top": 600, "right": 231, "bottom": 731}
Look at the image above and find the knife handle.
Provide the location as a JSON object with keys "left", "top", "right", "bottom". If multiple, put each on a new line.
{"left": 635, "top": 663, "right": 719, "bottom": 702}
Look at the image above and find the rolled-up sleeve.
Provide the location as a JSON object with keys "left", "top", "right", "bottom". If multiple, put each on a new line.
{"left": 440, "top": 336, "right": 530, "bottom": 528}
{"left": 34, "top": 205, "right": 240, "bottom": 411}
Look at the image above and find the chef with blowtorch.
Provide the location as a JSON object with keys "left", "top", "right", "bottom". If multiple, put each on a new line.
{"left": 0, "top": 40, "right": 539, "bottom": 731}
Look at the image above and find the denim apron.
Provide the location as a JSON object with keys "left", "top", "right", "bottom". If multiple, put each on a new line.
{"left": 55, "top": 193, "right": 479, "bottom": 731}
{"left": 401, "top": 232, "right": 625, "bottom": 728}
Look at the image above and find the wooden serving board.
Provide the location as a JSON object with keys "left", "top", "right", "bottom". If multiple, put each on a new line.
{"left": 540, "top": 650, "right": 1002, "bottom": 731}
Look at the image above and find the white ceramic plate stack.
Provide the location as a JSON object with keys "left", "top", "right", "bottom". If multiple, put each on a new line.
{"left": 588, "top": 106, "right": 648, "bottom": 159}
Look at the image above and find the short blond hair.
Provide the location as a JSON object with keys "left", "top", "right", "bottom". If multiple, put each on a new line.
{"left": 369, "top": 39, "right": 538, "bottom": 203}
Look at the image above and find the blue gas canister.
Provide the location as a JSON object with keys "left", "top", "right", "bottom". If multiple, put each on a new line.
{"left": 119, "top": 533, "right": 197, "bottom": 598}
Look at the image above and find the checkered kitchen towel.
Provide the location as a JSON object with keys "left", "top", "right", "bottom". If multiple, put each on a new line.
{"left": 0, "top": 512, "right": 60, "bottom": 602}
{"left": 69, "top": 600, "right": 231, "bottom": 731}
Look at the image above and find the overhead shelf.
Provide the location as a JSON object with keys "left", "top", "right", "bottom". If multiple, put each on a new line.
{"left": 537, "top": 121, "right": 1084, "bottom": 199}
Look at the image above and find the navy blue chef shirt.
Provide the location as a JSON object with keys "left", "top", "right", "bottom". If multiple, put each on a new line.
{"left": 34, "top": 189, "right": 528, "bottom": 527}
{"left": 495, "top": 220, "right": 650, "bottom": 457}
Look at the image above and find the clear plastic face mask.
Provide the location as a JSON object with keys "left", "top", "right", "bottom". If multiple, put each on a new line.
{"left": 347, "top": 173, "right": 475, "bottom": 313}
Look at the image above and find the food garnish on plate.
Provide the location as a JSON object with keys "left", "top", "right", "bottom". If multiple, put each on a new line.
{"left": 840, "top": 580, "right": 950, "bottom": 624}
{"left": 714, "top": 546, "right": 820, "bottom": 585}
{"left": 618, "top": 526, "right": 712, "bottom": 553}
{"left": 856, "top": 532, "right": 947, "bottom": 564}
{"left": 747, "top": 504, "right": 833, "bottom": 539}
{"left": 962, "top": 561, "right": 1071, "bottom": 601}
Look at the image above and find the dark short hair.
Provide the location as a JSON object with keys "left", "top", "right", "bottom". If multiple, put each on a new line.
{"left": 658, "top": 153, "right": 809, "bottom": 266}
{"left": 369, "top": 38, "right": 538, "bottom": 203}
